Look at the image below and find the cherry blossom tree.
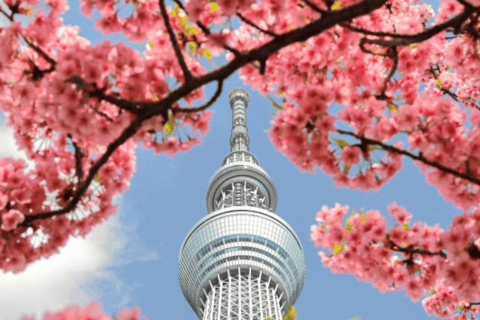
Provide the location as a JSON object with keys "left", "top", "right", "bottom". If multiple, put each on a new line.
{"left": 2, "top": 0, "right": 480, "bottom": 318}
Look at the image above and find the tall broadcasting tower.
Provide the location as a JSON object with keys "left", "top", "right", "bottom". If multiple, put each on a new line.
{"left": 178, "top": 88, "right": 306, "bottom": 320}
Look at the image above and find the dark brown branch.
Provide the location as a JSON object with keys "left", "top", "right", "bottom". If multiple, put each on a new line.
{"left": 0, "top": 6, "right": 14, "bottom": 21}
{"left": 22, "top": 37, "right": 57, "bottom": 68}
{"left": 22, "top": 109, "right": 159, "bottom": 225}
{"left": 172, "top": 79, "right": 223, "bottom": 113}
{"left": 342, "top": 23, "right": 405, "bottom": 38}
{"left": 158, "top": 0, "right": 389, "bottom": 111}
{"left": 337, "top": 129, "right": 480, "bottom": 186}
{"left": 22, "top": 0, "right": 389, "bottom": 225}
{"left": 64, "top": 76, "right": 144, "bottom": 115}
{"left": 359, "top": 40, "right": 390, "bottom": 56}
{"left": 303, "top": 0, "right": 327, "bottom": 15}
{"left": 236, "top": 12, "right": 278, "bottom": 37}
{"left": 72, "top": 140, "right": 84, "bottom": 182}
{"left": 363, "top": 8, "right": 473, "bottom": 47}
{"left": 428, "top": 66, "right": 460, "bottom": 102}
{"left": 377, "top": 46, "right": 397, "bottom": 100}
{"left": 388, "top": 237, "right": 447, "bottom": 258}
{"left": 158, "top": 0, "right": 193, "bottom": 82}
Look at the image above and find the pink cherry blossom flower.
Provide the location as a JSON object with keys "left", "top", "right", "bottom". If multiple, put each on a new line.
{"left": 341, "top": 145, "right": 361, "bottom": 166}
{"left": 1, "top": 209, "right": 25, "bottom": 231}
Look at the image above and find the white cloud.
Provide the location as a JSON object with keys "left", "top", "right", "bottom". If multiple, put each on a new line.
{"left": 0, "top": 200, "right": 160, "bottom": 320}
{"left": 0, "top": 126, "right": 29, "bottom": 161}
{"left": 0, "top": 123, "right": 160, "bottom": 319}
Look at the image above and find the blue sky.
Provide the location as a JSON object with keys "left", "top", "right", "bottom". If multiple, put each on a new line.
{"left": 0, "top": 1, "right": 462, "bottom": 319}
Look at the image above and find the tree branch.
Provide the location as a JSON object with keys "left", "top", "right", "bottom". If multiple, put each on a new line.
{"left": 64, "top": 76, "right": 144, "bottom": 115}
{"left": 362, "top": 8, "right": 473, "bottom": 47}
{"left": 158, "top": 0, "right": 389, "bottom": 111}
{"left": 22, "top": 108, "right": 162, "bottom": 225}
{"left": 377, "top": 46, "right": 398, "bottom": 100}
{"left": 22, "top": 37, "right": 57, "bottom": 68}
{"left": 302, "top": 0, "right": 327, "bottom": 15}
{"left": 428, "top": 65, "right": 460, "bottom": 103}
{"left": 388, "top": 237, "right": 447, "bottom": 258}
{"left": 337, "top": 129, "right": 480, "bottom": 186}
{"left": 236, "top": 12, "right": 278, "bottom": 37}
{"left": 72, "top": 140, "right": 84, "bottom": 182}
{"left": 172, "top": 79, "right": 223, "bottom": 113}
{"left": 22, "top": 0, "right": 389, "bottom": 224}
{"left": 158, "top": 0, "right": 193, "bottom": 82}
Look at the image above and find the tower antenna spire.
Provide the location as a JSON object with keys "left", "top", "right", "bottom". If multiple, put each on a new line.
{"left": 228, "top": 88, "right": 251, "bottom": 152}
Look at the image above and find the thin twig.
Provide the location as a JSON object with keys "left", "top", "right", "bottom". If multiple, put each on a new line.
{"left": 303, "top": 0, "right": 327, "bottom": 15}
{"left": 388, "top": 237, "right": 447, "bottom": 258}
{"left": 158, "top": 0, "right": 193, "bottom": 81}
{"left": 22, "top": 108, "right": 160, "bottom": 225}
{"left": 337, "top": 129, "right": 480, "bottom": 186}
{"left": 377, "top": 46, "right": 398, "bottom": 100}
{"left": 237, "top": 12, "right": 278, "bottom": 37}
{"left": 363, "top": 8, "right": 472, "bottom": 47}
{"left": 172, "top": 79, "right": 224, "bottom": 113}
{"left": 72, "top": 141, "right": 84, "bottom": 182}
{"left": 22, "top": 37, "right": 57, "bottom": 67}
{"left": 428, "top": 65, "right": 460, "bottom": 102}
{"left": 342, "top": 23, "right": 407, "bottom": 38}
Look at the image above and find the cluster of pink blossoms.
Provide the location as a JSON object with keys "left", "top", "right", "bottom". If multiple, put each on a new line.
{"left": 311, "top": 203, "right": 480, "bottom": 318}
{"left": 18, "top": 301, "right": 146, "bottom": 320}
{"left": 0, "top": 0, "right": 220, "bottom": 274}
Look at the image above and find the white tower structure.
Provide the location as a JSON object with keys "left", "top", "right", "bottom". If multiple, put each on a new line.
{"left": 178, "top": 88, "right": 306, "bottom": 320}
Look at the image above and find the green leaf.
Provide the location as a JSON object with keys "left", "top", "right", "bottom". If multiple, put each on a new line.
{"left": 334, "top": 138, "right": 349, "bottom": 148}
{"left": 436, "top": 78, "right": 442, "bottom": 88}
{"left": 164, "top": 110, "right": 175, "bottom": 137}
{"left": 267, "top": 95, "right": 283, "bottom": 110}
{"left": 180, "top": 16, "right": 188, "bottom": 27}
{"left": 429, "top": 289, "right": 436, "bottom": 295}
{"left": 401, "top": 224, "right": 410, "bottom": 231}
{"left": 331, "top": 0, "right": 342, "bottom": 10}
{"left": 343, "top": 164, "right": 350, "bottom": 174}
{"left": 147, "top": 40, "right": 154, "bottom": 49}
{"left": 187, "top": 41, "right": 197, "bottom": 56}
{"left": 386, "top": 104, "right": 397, "bottom": 112}
{"left": 408, "top": 43, "right": 418, "bottom": 49}
{"left": 169, "top": 3, "right": 179, "bottom": 15}
{"left": 210, "top": 2, "right": 219, "bottom": 12}
{"left": 370, "top": 145, "right": 376, "bottom": 150}
{"left": 345, "top": 217, "right": 353, "bottom": 232}
{"left": 360, "top": 214, "right": 366, "bottom": 223}
{"left": 202, "top": 48, "right": 212, "bottom": 62}
{"left": 333, "top": 242, "right": 345, "bottom": 254}
{"left": 283, "top": 305, "right": 296, "bottom": 320}
{"left": 93, "top": 175, "right": 101, "bottom": 184}
{"left": 184, "top": 26, "right": 199, "bottom": 36}
{"left": 153, "top": 93, "right": 160, "bottom": 101}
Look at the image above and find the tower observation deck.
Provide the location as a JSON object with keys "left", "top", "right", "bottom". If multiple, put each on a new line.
{"left": 178, "top": 88, "right": 306, "bottom": 320}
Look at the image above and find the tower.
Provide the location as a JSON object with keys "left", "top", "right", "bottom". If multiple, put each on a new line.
{"left": 178, "top": 88, "right": 306, "bottom": 320}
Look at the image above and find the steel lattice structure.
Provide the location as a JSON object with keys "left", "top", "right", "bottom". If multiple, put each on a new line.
{"left": 178, "top": 88, "right": 306, "bottom": 320}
